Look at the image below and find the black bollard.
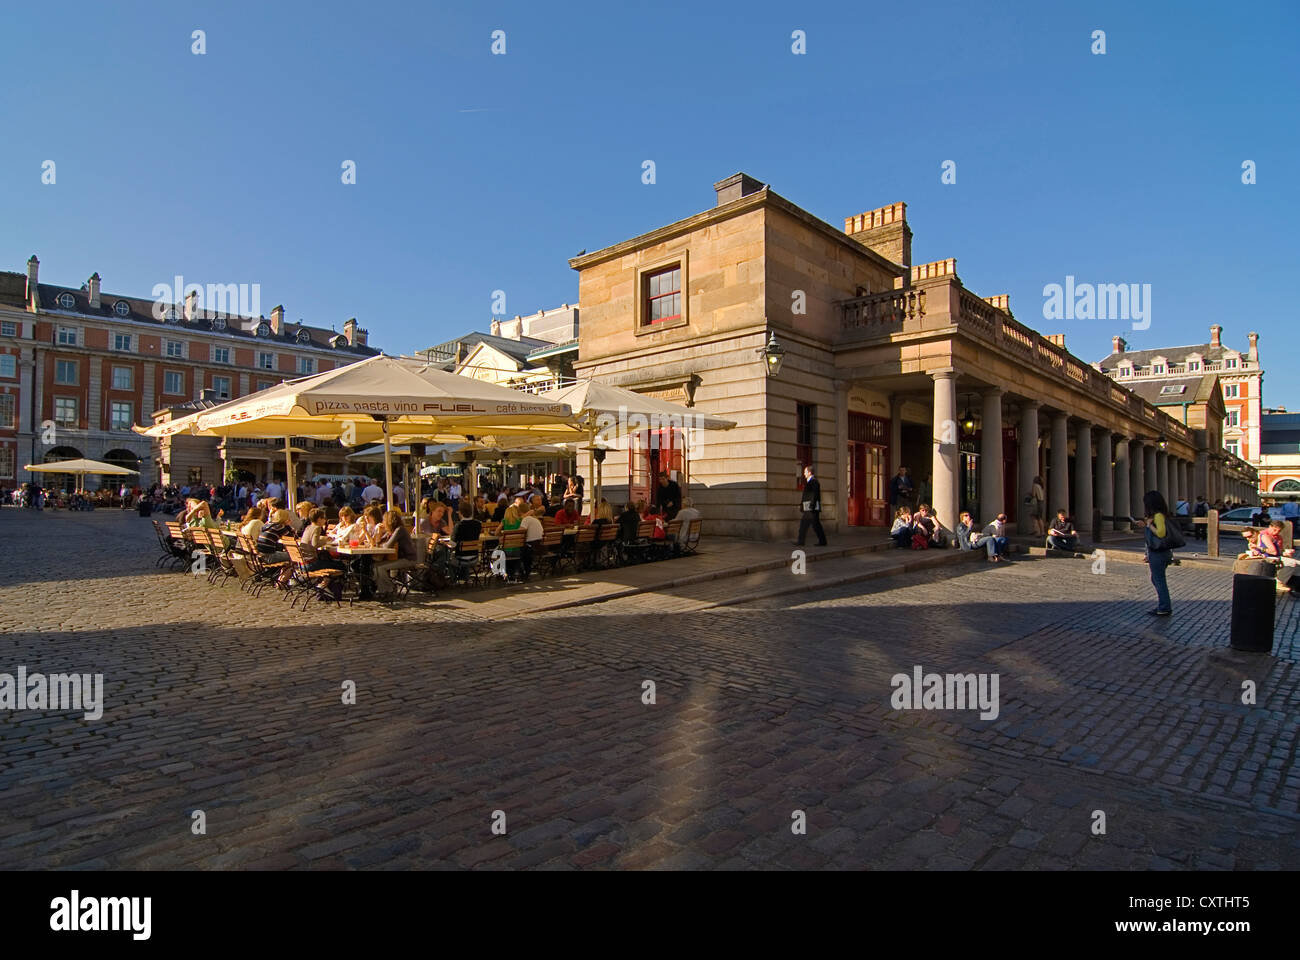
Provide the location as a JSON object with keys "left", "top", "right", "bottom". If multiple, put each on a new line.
{"left": 1229, "top": 574, "right": 1275, "bottom": 652}
{"left": 1092, "top": 507, "right": 1102, "bottom": 544}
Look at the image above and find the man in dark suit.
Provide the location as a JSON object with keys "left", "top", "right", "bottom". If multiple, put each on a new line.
{"left": 796, "top": 465, "right": 828, "bottom": 547}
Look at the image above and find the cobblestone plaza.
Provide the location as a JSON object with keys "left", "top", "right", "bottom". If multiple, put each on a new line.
{"left": 1, "top": 508, "right": 1296, "bottom": 870}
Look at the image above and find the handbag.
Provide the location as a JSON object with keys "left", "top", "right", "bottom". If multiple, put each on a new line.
{"left": 1023, "top": 495, "right": 1034, "bottom": 505}
{"left": 801, "top": 500, "right": 816, "bottom": 512}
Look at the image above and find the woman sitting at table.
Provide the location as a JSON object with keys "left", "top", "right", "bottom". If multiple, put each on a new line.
{"left": 617, "top": 502, "right": 642, "bottom": 542}
{"left": 333, "top": 506, "right": 363, "bottom": 545}
{"left": 374, "top": 509, "right": 419, "bottom": 600}
{"left": 361, "top": 504, "right": 385, "bottom": 543}
{"left": 473, "top": 495, "right": 491, "bottom": 522}
{"left": 290, "top": 501, "right": 313, "bottom": 535}
{"left": 240, "top": 506, "right": 266, "bottom": 540}
{"left": 588, "top": 499, "right": 614, "bottom": 526}
{"left": 298, "top": 508, "right": 344, "bottom": 573}
{"left": 451, "top": 499, "right": 483, "bottom": 545}
{"left": 635, "top": 499, "right": 650, "bottom": 521}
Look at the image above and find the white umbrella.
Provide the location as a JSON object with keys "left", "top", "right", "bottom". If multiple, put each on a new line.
{"left": 26, "top": 457, "right": 138, "bottom": 492}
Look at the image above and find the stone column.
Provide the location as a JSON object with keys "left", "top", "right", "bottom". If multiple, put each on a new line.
{"left": 1049, "top": 412, "right": 1070, "bottom": 520}
{"left": 1179, "top": 459, "right": 1189, "bottom": 504}
{"left": 1095, "top": 429, "right": 1113, "bottom": 531}
{"left": 889, "top": 394, "right": 904, "bottom": 477}
{"left": 1144, "top": 445, "right": 1157, "bottom": 502}
{"left": 1195, "top": 451, "right": 1208, "bottom": 503}
{"left": 834, "top": 380, "right": 849, "bottom": 529}
{"left": 931, "top": 371, "right": 959, "bottom": 532}
{"left": 1130, "top": 441, "right": 1146, "bottom": 519}
{"left": 1017, "top": 401, "right": 1039, "bottom": 534}
{"left": 1114, "top": 437, "right": 1131, "bottom": 530}
{"left": 1157, "top": 450, "right": 1170, "bottom": 508}
{"left": 1074, "top": 421, "right": 1093, "bottom": 536}
{"left": 979, "top": 388, "right": 1003, "bottom": 523}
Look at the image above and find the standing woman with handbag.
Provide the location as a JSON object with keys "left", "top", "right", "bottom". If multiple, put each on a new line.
{"left": 1028, "top": 475, "right": 1047, "bottom": 537}
{"left": 1136, "top": 490, "right": 1175, "bottom": 616}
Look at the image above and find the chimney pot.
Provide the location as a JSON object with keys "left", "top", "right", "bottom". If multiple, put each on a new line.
{"left": 846, "top": 202, "right": 912, "bottom": 267}
{"left": 87, "top": 272, "right": 101, "bottom": 309}
{"left": 270, "top": 305, "right": 285, "bottom": 335}
{"left": 1112, "top": 335, "right": 1127, "bottom": 354}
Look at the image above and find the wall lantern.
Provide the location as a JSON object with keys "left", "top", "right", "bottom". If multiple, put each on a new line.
{"left": 757, "top": 331, "right": 785, "bottom": 378}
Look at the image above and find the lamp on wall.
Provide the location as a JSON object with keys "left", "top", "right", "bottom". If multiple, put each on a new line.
{"left": 757, "top": 329, "right": 785, "bottom": 378}
{"left": 959, "top": 395, "right": 977, "bottom": 435}
{"left": 1157, "top": 434, "right": 1169, "bottom": 451}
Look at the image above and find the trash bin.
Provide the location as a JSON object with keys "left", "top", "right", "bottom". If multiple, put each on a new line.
{"left": 138, "top": 500, "right": 153, "bottom": 517}
{"left": 1230, "top": 574, "right": 1275, "bottom": 652}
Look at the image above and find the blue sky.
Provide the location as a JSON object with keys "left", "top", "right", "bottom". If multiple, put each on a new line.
{"left": 2, "top": 0, "right": 1297, "bottom": 402}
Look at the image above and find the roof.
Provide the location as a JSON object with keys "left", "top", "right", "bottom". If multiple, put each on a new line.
{"left": 1098, "top": 342, "right": 1244, "bottom": 371}
{"left": 1126, "top": 374, "right": 1220, "bottom": 407}
{"left": 424, "top": 331, "right": 552, "bottom": 368}
{"left": 33, "top": 282, "right": 380, "bottom": 357}
{"left": 0, "top": 271, "right": 27, "bottom": 308}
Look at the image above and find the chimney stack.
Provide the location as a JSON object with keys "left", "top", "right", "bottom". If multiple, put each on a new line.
{"left": 490, "top": 317, "right": 501, "bottom": 337}
{"left": 184, "top": 289, "right": 199, "bottom": 321}
{"left": 1043, "top": 333, "right": 1066, "bottom": 349}
{"left": 1210, "top": 324, "right": 1223, "bottom": 347}
{"left": 87, "top": 273, "right": 101, "bottom": 309}
{"left": 25, "top": 256, "right": 39, "bottom": 298}
{"left": 845, "top": 202, "right": 912, "bottom": 268}
{"left": 1112, "top": 335, "right": 1127, "bottom": 354}
{"left": 342, "top": 317, "right": 366, "bottom": 347}
{"left": 1248, "top": 331, "right": 1259, "bottom": 362}
{"left": 270, "top": 305, "right": 285, "bottom": 335}
{"left": 713, "top": 172, "right": 766, "bottom": 207}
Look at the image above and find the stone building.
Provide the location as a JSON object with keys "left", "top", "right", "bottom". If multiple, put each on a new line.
{"left": 1258, "top": 410, "right": 1300, "bottom": 498}
{"left": 568, "top": 172, "right": 1247, "bottom": 540}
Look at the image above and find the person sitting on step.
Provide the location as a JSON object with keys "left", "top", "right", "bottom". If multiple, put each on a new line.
{"left": 890, "top": 507, "right": 914, "bottom": 549}
{"left": 1046, "top": 510, "right": 1079, "bottom": 552}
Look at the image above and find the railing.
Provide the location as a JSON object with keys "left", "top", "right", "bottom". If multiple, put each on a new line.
{"left": 840, "top": 288, "right": 925, "bottom": 331}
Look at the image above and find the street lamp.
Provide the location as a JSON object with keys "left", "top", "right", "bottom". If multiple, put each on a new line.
{"left": 1157, "top": 434, "right": 1169, "bottom": 451}
{"left": 757, "top": 331, "right": 785, "bottom": 377}
{"left": 960, "top": 395, "right": 977, "bottom": 435}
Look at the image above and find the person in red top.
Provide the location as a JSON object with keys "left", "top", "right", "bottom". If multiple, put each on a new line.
{"left": 552, "top": 498, "right": 582, "bottom": 525}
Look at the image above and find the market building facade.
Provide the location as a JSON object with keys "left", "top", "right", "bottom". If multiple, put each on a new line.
{"left": 569, "top": 173, "right": 1250, "bottom": 540}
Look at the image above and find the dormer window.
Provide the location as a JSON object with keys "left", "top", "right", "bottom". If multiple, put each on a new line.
{"left": 1119, "top": 365, "right": 1132, "bottom": 377}
{"left": 113, "top": 300, "right": 131, "bottom": 317}
{"left": 1225, "top": 356, "right": 1238, "bottom": 368}
{"left": 211, "top": 317, "right": 227, "bottom": 331}
{"left": 256, "top": 322, "right": 270, "bottom": 337}
{"left": 1152, "top": 363, "right": 1165, "bottom": 374}
{"left": 296, "top": 329, "right": 311, "bottom": 344}
{"left": 57, "top": 292, "right": 76, "bottom": 309}
{"left": 1187, "top": 360, "right": 1200, "bottom": 372}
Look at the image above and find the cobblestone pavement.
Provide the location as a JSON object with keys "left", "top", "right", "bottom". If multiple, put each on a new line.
{"left": 1, "top": 509, "right": 1297, "bottom": 870}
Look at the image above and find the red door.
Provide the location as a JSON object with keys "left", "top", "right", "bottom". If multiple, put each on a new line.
{"left": 630, "top": 428, "right": 685, "bottom": 508}
{"left": 847, "top": 443, "right": 866, "bottom": 526}
{"left": 847, "top": 413, "right": 890, "bottom": 527}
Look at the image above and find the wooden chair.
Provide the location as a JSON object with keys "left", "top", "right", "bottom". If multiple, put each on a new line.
{"left": 498, "top": 530, "right": 527, "bottom": 581}
{"left": 573, "top": 525, "right": 597, "bottom": 569}
{"left": 682, "top": 518, "right": 702, "bottom": 555}
{"left": 595, "top": 523, "right": 620, "bottom": 567}
{"left": 448, "top": 539, "right": 483, "bottom": 588}
{"left": 282, "top": 539, "right": 343, "bottom": 610}
{"left": 153, "top": 519, "right": 189, "bottom": 569}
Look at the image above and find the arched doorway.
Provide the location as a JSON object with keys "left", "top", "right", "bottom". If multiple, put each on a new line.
{"left": 1272, "top": 479, "right": 1300, "bottom": 492}
{"left": 41, "top": 446, "right": 83, "bottom": 493}
{"left": 103, "top": 449, "right": 142, "bottom": 492}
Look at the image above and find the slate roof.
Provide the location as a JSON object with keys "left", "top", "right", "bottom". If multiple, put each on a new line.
{"left": 33, "top": 281, "right": 380, "bottom": 357}
{"left": 1125, "top": 374, "right": 1220, "bottom": 406}
{"left": 1097, "top": 342, "right": 1244, "bottom": 373}
{"left": 424, "top": 331, "right": 552, "bottom": 369}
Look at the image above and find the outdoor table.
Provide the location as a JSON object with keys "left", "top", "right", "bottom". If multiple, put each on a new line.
{"left": 335, "top": 545, "right": 396, "bottom": 599}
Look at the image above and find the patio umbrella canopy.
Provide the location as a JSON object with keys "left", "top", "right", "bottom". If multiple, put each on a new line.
{"left": 190, "top": 355, "right": 574, "bottom": 509}
{"left": 25, "top": 458, "right": 139, "bottom": 492}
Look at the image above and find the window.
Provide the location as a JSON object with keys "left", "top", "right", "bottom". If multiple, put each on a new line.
{"left": 163, "top": 370, "right": 184, "bottom": 395}
{"left": 211, "top": 317, "right": 227, "bottom": 332}
{"left": 112, "top": 332, "right": 132, "bottom": 352}
{"left": 55, "top": 359, "right": 78, "bottom": 384}
{"left": 1152, "top": 363, "right": 1165, "bottom": 374}
{"left": 165, "top": 339, "right": 184, "bottom": 358}
{"left": 111, "top": 366, "right": 133, "bottom": 390}
{"left": 258, "top": 351, "right": 276, "bottom": 370}
{"left": 212, "top": 376, "right": 231, "bottom": 400}
{"left": 56, "top": 292, "right": 76, "bottom": 309}
{"left": 1225, "top": 357, "right": 1238, "bottom": 368}
{"left": 0, "top": 355, "right": 14, "bottom": 379}
{"left": 1226, "top": 410, "right": 1240, "bottom": 427}
{"left": 0, "top": 395, "right": 13, "bottom": 428}
{"left": 1119, "top": 366, "right": 1131, "bottom": 377}
{"left": 257, "top": 322, "right": 270, "bottom": 337}
{"left": 113, "top": 301, "right": 131, "bottom": 318}
{"left": 54, "top": 396, "right": 77, "bottom": 426}
{"left": 297, "top": 357, "right": 316, "bottom": 374}
{"left": 1159, "top": 384, "right": 1186, "bottom": 396}
{"left": 1226, "top": 440, "right": 1240, "bottom": 456}
{"left": 56, "top": 326, "right": 77, "bottom": 346}
{"left": 644, "top": 265, "right": 682, "bottom": 326}
{"left": 796, "top": 403, "right": 815, "bottom": 474}
{"left": 0, "top": 446, "right": 12, "bottom": 480}
{"left": 256, "top": 379, "right": 274, "bottom": 392}
{"left": 110, "top": 401, "right": 133, "bottom": 430}
{"left": 0, "top": 321, "right": 16, "bottom": 337}
{"left": 1223, "top": 383, "right": 1240, "bottom": 398}
{"left": 1187, "top": 360, "right": 1200, "bottom": 372}
{"left": 212, "top": 346, "right": 231, "bottom": 364}
{"left": 296, "top": 329, "right": 311, "bottom": 344}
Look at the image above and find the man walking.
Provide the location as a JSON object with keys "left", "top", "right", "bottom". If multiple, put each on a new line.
{"left": 796, "top": 465, "right": 827, "bottom": 547}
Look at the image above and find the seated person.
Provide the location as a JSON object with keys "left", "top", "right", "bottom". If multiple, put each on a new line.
{"left": 1046, "top": 510, "right": 1079, "bottom": 552}
{"left": 289, "top": 501, "right": 313, "bottom": 535}
{"left": 332, "top": 506, "right": 362, "bottom": 544}
{"left": 645, "top": 504, "right": 667, "bottom": 540}
{"left": 361, "top": 504, "right": 385, "bottom": 544}
{"left": 955, "top": 511, "right": 981, "bottom": 551}
{"left": 451, "top": 499, "right": 483, "bottom": 545}
{"left": 912, "top": 504, "right": 946, "bottom": 548}
{"left": 374, "top": 509, "right": 419, "bottom": 599}
{"left": 184, "top": 500, "right": 220, "bottom": 531}
{"left": 299, "top": 508, "right": 342, "bottom": 570}
{"left": 1238, "top": 528, "right": 1268, "bottom": 560}
{"left": 257, "top": 508, "right": 295, "bottom": 561}
{"left": 981, "top": 513, "right": 1010, "bottom": 562}
{"left": 617, "top": 502, "right": 642, "bottom": 542}
{"left": 519, "top": 505, "right": 545, "bottom": 578}
{"left": 588, "top": 499, "right": 614, "bottom": 526}
{"left": 674, "top": 498, "right": 701, "bottom": 546}
{"left": 635, "top": 499, "right": 650, "bottom": 521}
{"left": 890, "top": 507, "right": 913, "bottom": 548}
{"left": 553, "top": 499, "right": 582, "bottom": 526}
{"left": 1258, "top": 521, "right": 1288, "bottom": 559}
{"left": 239, "top": 506, "right": 266, "bottom": 540}
{"left": 492, "top": 497, "right": 509, "bottom": 523}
